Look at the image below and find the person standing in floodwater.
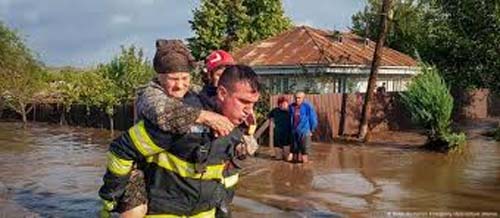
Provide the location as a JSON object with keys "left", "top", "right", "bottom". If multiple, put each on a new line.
{"left": 289, "top": 92, "right": 318, "bottom": 164}
{"left": 268, "top": 96, "right": 293, "bottom": 161}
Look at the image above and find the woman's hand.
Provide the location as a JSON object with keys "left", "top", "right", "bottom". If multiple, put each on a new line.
{"left": 197, "top": 110, "right": 234, "bottom": 137}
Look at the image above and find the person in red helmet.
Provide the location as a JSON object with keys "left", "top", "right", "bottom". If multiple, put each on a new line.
{"left": 198, "top": 50, "right": 237, "bottom": 109}
{"left": 205, "top": 50, "right": 236, "bottom": 87}
{"left": 203, "top": 50, "right": 257, "bottom": 136}
{"left": 198, "top": 50, "right": 239, "bottom": 116}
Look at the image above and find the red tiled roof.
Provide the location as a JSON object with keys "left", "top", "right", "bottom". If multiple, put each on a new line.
{"left": 234, "top": 26, "right": 417, "bottom": 67}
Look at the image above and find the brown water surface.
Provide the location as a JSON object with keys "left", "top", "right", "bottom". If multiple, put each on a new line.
{"left": 0, "top": 121, "right": 499, "bottom": 217}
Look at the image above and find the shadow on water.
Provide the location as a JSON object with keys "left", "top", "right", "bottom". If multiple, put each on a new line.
{"left": 1, "top": 121, "right": 500, "bottom": 217}
{"left": 11, "top": 188, "right": 100, "bottom": 218}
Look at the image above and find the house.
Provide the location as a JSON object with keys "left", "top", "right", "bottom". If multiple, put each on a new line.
{"left": 233, "top": 26, "right": 419, "bottom": 94}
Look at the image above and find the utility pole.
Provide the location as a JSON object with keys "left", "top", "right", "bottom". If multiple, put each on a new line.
{"left": 358, "top": 0, "right": 393, "bottom": 141}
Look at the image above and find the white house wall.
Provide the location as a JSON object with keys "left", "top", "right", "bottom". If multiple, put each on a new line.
{"left": 351, "top": 75, "right": 412, "bottom": 93}
{"left": 253, "top": 65, "right": 419, "bottom": 76}
{"left": 259, "top": 71, "right": 415, "bottom": 94}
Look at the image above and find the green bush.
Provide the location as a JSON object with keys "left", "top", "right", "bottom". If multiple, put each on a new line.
{"left": 400, "top": 64, "right": 466, "bottom": 150}
{"left": 99, "top": 45, "right": 155, "bottom": 103}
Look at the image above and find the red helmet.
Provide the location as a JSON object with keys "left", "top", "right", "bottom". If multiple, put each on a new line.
{"left": 205, "top": 50, "right": 235, "bottom": 73}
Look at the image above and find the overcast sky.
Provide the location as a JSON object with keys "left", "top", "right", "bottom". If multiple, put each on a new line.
{"left": 0, "top": 0, "right": 366, "bottom": 67}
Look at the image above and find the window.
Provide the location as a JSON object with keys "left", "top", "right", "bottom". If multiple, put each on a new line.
{"left": 283, "top": 77, "right": 289, "bottom": 93}
{"left": 269, "top": 77, "right": 276, "bottom": 93}
{"left": 277, "top": 77, "right": 283, "bottom": 93}
{"left": 268, "top": 76, "right": 291, "bottom": 94}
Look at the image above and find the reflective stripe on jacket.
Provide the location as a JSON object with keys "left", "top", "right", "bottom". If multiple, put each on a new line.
{"left": 99, "top": 119, "right": 244, "bottom": 217}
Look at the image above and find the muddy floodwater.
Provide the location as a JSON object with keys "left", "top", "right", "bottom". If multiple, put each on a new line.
{"left": 0, "top": 121, "right": 499, "bottom": 218}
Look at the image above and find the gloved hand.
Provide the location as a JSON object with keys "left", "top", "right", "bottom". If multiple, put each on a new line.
{"left": 241, "top": 135, "right": 259, "bottom": 156}
{"left": 243, "top": 113, "right": 257, "bottom": 135}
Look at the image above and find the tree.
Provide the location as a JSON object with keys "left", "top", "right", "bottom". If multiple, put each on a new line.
{"left": 223, "top": 0, "right": 251, "bottom": 51}
{"left": 426, "top": 0, "right": 500, "bottom": 92}
{"left": 91, "top": 45, "right": 154, "bottom": 132}
{"left": 352, "top": 0, "right": 500, "bottom": 92}
{"left": 40, "top": 69, "right": 83, "bottom": 125}
{"left": 188, "top": 0, "right": 230, "bottom": 59}
{"left": 352, "top": 0, "right": 430, "bottom": 57}
{"left": 1, "top": 65, "right": 44, "bottom": 125}
{"left": 242, "top": 0, "right": 292, "bottom": 42}
{"left": 99, "top": 45, "right": 155, "bottom": 103}
{"left": 0, "top": 22, "right": 43, "bottom": 125}
{"left": 400, "top": 65, "right": 466, "bottom": 150}
{"left": 358, "top": 0, "right": 393, "bottom": 141}
{"left": 189, "top": 0, "right": 292, "bottom": 60}
{"left": 77, "top": 70, "right": 120, "bottom": 132}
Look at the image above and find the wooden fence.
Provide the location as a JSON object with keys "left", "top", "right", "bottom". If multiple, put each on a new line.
{"left": 270, "top": 89, "right": 498, "bottom": 142}
{"left": 270, "top": 92, "right": 412, "bottom": 142}
{"left": 1, "top": 103, "right": 135, "bottom": 130}
{"left": 0, "top": 89, "right": 498, "bottom": 138}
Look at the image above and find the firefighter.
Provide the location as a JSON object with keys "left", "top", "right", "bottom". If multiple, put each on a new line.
{"left": 98, "top": 57, "right": 261, "bottom": 217}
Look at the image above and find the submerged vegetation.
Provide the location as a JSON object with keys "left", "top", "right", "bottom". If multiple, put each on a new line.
{"left": 400, "top": 65, "right": 466, "bottom": 151}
